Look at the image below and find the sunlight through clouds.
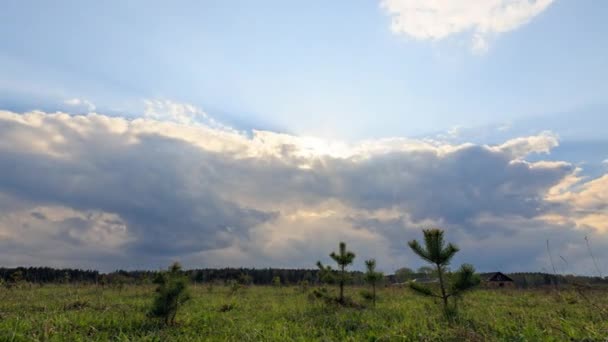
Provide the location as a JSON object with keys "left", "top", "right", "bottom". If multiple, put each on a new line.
{"left": 1, "top": 108, "right": 606, "bottom": 271}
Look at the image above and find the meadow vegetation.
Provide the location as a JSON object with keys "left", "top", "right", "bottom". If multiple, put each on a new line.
{"left": 1, "top": 283, "right": 608, "bottom": 341}
{"left": 1, "top": 229, "right": 607, "bottom": 341}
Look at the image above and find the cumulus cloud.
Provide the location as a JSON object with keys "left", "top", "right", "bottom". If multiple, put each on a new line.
{"left": 545, "top": 174, "right": 608, "bottom": 234}
{"left": 0, "top": 108, "right": 606, "bottom": 273}
{"left": 381, "top": 0, "right": 555, "bottom": 53}
{"left": 493, "top": 131, "right": 558, "bottom": 158}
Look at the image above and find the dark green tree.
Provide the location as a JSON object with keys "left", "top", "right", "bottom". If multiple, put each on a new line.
{"left": 408, "top": 229, "right": 479, "bottom": 319}
{"left": 394, "top": 267, "right": 414, "bottom": 282}
{"left": 417, "top": 266, "right": 435, "bottom": 277}
{"left": 364, "top": 259, "right": 384, "bottom": 306}
{"left": 148, "top": 262, "right": 191, "bottom": 325}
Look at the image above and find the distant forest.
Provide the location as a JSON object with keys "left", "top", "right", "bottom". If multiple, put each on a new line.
{"left": 1, "top": 266, "right": 607, "bottom": 288}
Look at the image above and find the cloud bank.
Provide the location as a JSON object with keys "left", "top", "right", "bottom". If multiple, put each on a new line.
{"left": 381, "top": 0, "right": 555, "bottom": 53}
{"left": 0, "top": 108, "right": 606, "bottom": 274}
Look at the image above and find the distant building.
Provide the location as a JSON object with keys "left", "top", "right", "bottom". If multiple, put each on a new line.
{"left": 486, "top": 272, "right": 515, "bottom": 288}
{"left": 391, "top": 278, "right": 438, "bottom": 287}
{"left": 411, "top": 278, "right": 438, "bottom": 284}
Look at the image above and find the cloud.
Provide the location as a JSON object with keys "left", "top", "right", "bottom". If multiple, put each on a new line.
{"left": 381, "top": 0, "right": 555, "bottom": 53}
{"left": 545, "top": 174, "right": 608, "bottom": 234}
{"left": 143, "top": 99, "right": 236, "bottom": 132}
{"left": 64, "top": 98, "right": 96, "bottom": 112}
{"left": 0, "top": 108, "right": 606, "bottom": 273}
{"left": 493, "top": 131, "right": 558, "bottom": 158}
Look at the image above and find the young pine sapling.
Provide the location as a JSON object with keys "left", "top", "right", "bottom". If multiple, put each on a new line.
{"left": 364, "top": 259, "right": 384, "bottom": 306}
{"left": 317, "top": 242, "right": 355, "bottom": 304}
{"left": 408, "top": 229, "right": 479, "bottom": 320}
{"left": 148, "top": 262, "right": 191, "bottom": 325}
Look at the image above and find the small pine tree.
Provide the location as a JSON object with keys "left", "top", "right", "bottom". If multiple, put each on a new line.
{"left": 364, "top": 259, "right": 383, "bottom": 306}
{"left": 318, "top": 242, "right": 355, "bottom": 304}
{"left": 10, "top": 270, "right": 23, "bottom": 283}
{"left": 148, "top": 262, "right": 191, "bottom": 325}
{"left": 408, "top": 229, "right": 480, "bottom": 320}
{"left": 272, "top": 276, "right": 281, "bottom": 287}
{"left": 227, "top": 279, "right": 240, "bottom": 296}
{"left": 7, "top": 270, "right": 24, "bottom": 289}
{"left": 299, "top": 280, "right": 309, "bottom": 292}
{"left": 316, "top": 261, "right": 335, "bottom": 285}
{"left": 238, "top": 273, "right": 253, "bottom": 286}
{"left": 99, "top": 275, "right": 108, "bottom": 289}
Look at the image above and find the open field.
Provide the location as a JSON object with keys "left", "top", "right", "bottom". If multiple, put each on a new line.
{"left": 1, "top": 285, "right": 607, "bottom": 341}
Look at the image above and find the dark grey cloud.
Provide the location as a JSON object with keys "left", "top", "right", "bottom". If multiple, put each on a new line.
{"left": 0, "top": 110, "right": 606, "bottom": 273}
{"left": 0, "top": 117, "right": 275, "bottom": 265}
{"left": 336, "top": 146, "right": 573, "bottom": 223}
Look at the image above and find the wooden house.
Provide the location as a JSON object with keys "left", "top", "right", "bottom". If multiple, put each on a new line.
{"left": 486, "top": 272, "right": 515, "bottom": 288}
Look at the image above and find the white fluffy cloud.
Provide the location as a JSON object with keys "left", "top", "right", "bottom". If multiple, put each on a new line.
{"left": 381, "top": 0, "right": 555, "bottom": 53}
{"left": 545, "top": 174, "right": 608, "bottom": 233}
{"left": 64, "top": 98, "right": 96, "bottom": 112}
{"left": 0, "top": 108, "right": 606, "bottom": 273}
{"left": 143, "top": 99, "right": 237, "bottom": 132}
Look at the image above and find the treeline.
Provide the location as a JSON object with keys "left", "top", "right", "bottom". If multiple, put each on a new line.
{"left": 188, "top": 268, "right": 325, "bottom": 285}
{"left": 0, "top": 267, "right": 99, "bottom": 283}
{"left": 1, "top": 266, "right": 607, "bottom": 287}
{"left": 0, "top": 267, "right": 362, "bottom": 285}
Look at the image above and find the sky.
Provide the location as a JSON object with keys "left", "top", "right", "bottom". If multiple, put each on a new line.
{"left": 0, "top": 0, "right": 607, "bottom": 274}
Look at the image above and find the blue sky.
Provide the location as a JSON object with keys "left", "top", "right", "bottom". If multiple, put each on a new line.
{"left": 0, "top": 1, "right": 607, "bottom": 273}
{"left": 2, "top": 0, "right": 607, "bottom": 139}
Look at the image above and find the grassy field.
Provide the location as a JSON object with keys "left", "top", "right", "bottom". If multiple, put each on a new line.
{"left": 1, "top": 284, "right": 607, "bottom": 341}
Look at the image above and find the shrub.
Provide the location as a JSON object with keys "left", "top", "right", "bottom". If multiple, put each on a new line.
{"left": 298, "top": 280, "right": 310, "bottom": 293}
{"left": 360, "top": 289, "right": 374, "bottom": 302}
{"left": 227, "top": 279, "right": 241, "bottom": 296}
{"left": 63, "top": 299, "right": 89, "bottom": 311}
{"left": 219, "top": 302, "right": 236, "bottom": 312}
{"left": 238, "top": 273, "right": 253, "bottom": 285}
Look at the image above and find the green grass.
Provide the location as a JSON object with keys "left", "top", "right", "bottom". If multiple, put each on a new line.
{"left": 1, "top": 284, "right": 607, "bottom": 341}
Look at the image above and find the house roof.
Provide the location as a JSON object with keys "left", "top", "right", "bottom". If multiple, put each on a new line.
{"left": 411, "top": 278, "right": 439, "bottom": 284}
{"left": 487, "top": 272, "right": 514, "bottom": 282}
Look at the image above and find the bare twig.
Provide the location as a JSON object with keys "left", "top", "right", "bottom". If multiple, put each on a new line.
{"left": 584, "top": 236, "right": 603, "bottom": 278}
{"left": 546, "top": 240, "right": 559, "bottom": 290}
